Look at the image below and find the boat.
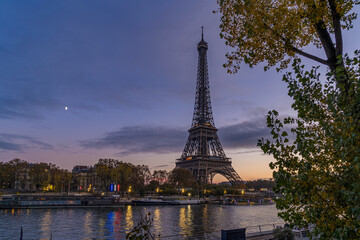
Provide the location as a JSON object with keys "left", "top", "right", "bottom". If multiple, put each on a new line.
{"left": 171, "top": 199, "right": 200, "bottom": 205}
{"left": 0, "top": 195, "right": 122, "bottom": 208}
{"left": 132, "top": 198, "right": 201, "bottom": 206}
{"left": 132, "top": 198, "right": 169, "bottom": 206}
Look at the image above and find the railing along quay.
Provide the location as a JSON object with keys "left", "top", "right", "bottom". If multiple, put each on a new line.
{"left": 154, "top": 222, "right": 284, "bottom": 239}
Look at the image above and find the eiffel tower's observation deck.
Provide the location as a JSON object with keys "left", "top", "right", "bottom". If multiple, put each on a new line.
{"left": 176, "top": 28, "right": 244, "bottom": 187}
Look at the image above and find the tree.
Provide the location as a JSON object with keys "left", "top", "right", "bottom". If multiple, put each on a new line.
{"left": 273, "top": 227, "right": 294, "bottom": 240}
{"left": 168, "top": 168, "right": 196, "bottom": 188}
{"left": 28, "top": 162, "right": 59, "bottom": 191}
{"left": 146, "top": 180, "right": 160, "bottom": 192}
{"left": 246, "top": 179, "right": 276, "bottom": 190}
{"left": 0, "top": 162, "right": 5, "bottom": 189}
{"left": 94, "top": 162, "right": 111, "bottom": 191}
{"left": 152, "top": 170, "right": 169, "bottom": 184}
{"left": 258, "top": 56, "right": 360, "bottom": 238}
{"left": 0, "top": 160, "right": 16, "bottom": 189}
{"left": 94, "top": 159, "right": 150, "bottom": 193}
{"left": 217, "top": 0, "right": 357, "bottom": 83}
{"left": 218, "top": 0, "right": 360, "bottom": 238}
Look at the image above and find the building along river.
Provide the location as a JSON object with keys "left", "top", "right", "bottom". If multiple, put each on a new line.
{"left": 0, "top": 204, "right": 282, "bottom": 239}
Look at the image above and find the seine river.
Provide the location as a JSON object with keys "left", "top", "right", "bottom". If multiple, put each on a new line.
{"left": 0, "top": 204, "right": 282, "bottom": 239}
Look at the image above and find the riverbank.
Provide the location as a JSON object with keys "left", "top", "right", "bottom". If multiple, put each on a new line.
{"left": 0, "top": 193, "right": 275, "bottom": 209}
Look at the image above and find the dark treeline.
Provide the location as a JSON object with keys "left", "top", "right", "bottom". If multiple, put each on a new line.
{"left": 0, "top": 158, "right": 275, "bottom": 195}
{"left": 245, "top": 179, "right": 276, "bottom": 190}
{"left": 0, "top": 158, "right": 72, "bottom": 192}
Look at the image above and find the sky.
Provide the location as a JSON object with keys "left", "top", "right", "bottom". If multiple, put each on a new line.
{"left": 1, "top": 1, "right": 359, "bottom": 181}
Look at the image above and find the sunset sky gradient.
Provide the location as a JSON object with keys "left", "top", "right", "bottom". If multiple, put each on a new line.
{"left": 1, "top": 1, "right": 359, "bottom": 181}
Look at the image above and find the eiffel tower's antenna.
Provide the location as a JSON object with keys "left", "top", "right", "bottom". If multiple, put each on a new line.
{"left": 201, "top": 26, "right": 204, "bottom": 40}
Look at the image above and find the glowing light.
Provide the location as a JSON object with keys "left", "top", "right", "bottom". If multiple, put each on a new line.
{"left": 65, "top": 106, "right": 68, "bottom": 110}
{"left": 43, "top": 184, "right": 54, "bottom": 191}
{"left": 128, "top": 186, "right": 132, "bottom": 193}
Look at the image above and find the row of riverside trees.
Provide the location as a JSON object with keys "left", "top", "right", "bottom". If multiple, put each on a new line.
{"left": 92, "top": 159, "right": 198, "bottom": 195}
{"left": 0, "top": 158, "right": 275, "bottom": 195}
{"left": 0, "top": 158, "right": 72, "bottom": 192}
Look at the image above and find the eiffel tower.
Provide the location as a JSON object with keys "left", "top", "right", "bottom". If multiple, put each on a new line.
{"left": 176, "top": 28, "right": 244, "bottom": 187}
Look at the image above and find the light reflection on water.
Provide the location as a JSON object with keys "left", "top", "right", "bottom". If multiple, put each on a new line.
{"left": 40, "top": 209, "right": 51, "bottom": 240}
{"left": 153, "top": 207, "right": 162, "bottom": 236}
{"left": 84, "top": 211, "right": 92, "bottom": 238}
{"left": 0, "top": 204, "right": 282, "bottom": 239}
{"left": 125, "top": 205, "right": 133, "bottom": 231}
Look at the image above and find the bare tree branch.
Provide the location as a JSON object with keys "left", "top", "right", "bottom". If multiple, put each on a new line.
{"left": 327, "top": 0, "right": 343, "bottom": 57}
{"left": 291, "top": 47, "right": 329, "bottom": 65}
{"left": 313, "top": 20, "right": 337, "bottom": 70}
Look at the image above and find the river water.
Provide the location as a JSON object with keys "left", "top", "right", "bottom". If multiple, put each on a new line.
{"left": 0, "top": 204, "right": 282, "bottom": 239}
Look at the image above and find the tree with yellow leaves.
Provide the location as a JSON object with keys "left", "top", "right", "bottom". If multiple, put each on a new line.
{"left": 218, "top": 0, "right": 360, "bottom": 238}
{"left": 218, "top": 0, "right": 357, "bottom": 74}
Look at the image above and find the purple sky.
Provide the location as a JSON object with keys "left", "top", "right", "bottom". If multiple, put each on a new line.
{"left": 1, "top": 1, "right": 359, "bottom": 180}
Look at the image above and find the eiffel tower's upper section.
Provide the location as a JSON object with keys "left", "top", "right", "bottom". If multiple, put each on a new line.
{"left": 191, "top": 27, "right": 215, "bottom": 128}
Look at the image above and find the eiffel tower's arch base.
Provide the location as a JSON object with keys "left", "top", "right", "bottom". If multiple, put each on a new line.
{"left": 207, "top": 168, "right": 245, "bottom": 188}
{"left": 176, "top": 160, "right": 245, "bottom": 188}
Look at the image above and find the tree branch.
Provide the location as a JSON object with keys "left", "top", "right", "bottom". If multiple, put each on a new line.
{"left": 315, "top": 191, "right": 349, "bottom": 220}
{"left": 313, "top": 20, "right": 337, "bottom": 70}
{"left": 259, "top": 16, "right": 329, "bottom": 67}
{"left": 317, "top": 0, "right": 349, "bottom": 92}
{"left": 327, "top": 0, "right": 343, "bottom": 57}
{"left": 291, "top": 47, "right": 329, "bottom": 66}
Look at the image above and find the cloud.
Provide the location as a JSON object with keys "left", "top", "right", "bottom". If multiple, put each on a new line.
{"left": 0, "top": 77, "right": 59, "bottom": 119}
{"left": 233, "top": 149, "right": 264, "bottom": 155}
{"left": 81, "top": 117, "right": 273, "bottom": 155}
{"left": 80, "top": 126, "right": 187, "bottom": 155}
{"left": 0, "top": 133, "right": 54, "bottom": 152}
{"left": 219, "top": 119, "right": 270, "bottom": 149}
{"left": 153, "top": 164, "right": 170, "bottom": 168}
{"left": 0, "top": 140, "right": 23, "bottom": 151}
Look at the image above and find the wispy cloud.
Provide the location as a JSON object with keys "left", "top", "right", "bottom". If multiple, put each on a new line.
{"left": 0, "top": 133, "right": 54, "bottom": 152}
{"left": 233, "top": 149, "right": 263, "bottom": 155}
{"left": 80, "top": 126, "right": 187, "bottom": 155}
{"left": 0, "top": 77, "right": 59, "bottom": 119}
{"left": 153, "top": 164, "right": 170, "bottom": 168}
{"left": 0, "top": 140, "right": 23, "bottom": 151}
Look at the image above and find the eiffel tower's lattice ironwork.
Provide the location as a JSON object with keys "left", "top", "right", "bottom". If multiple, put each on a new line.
{"left": 176, "top": 28, "right": 244, "bottom": 187}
